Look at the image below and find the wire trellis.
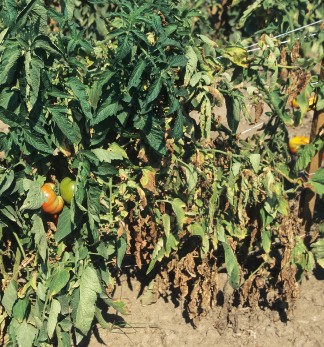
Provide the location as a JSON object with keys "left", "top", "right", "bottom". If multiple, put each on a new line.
{"left": 216, "top": 19, "right": 323, "bottom": 58}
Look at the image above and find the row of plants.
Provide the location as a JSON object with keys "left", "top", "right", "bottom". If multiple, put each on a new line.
{"left": 0, "top": 0, "right": 323, "bottom": 345}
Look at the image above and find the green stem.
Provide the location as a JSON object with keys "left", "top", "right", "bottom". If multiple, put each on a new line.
{"left": 248, "top": 262, "right": 265, "bottom": 280}
{"left": 12, "top": 247, "right": 22, "bottom": 282}
{"left": 13, "top": 232, "right": 26, "bottom": 259}
{"left": 277, "top": 64, "right": 298, "bottom": 69}
{"left": 0, "top": 253, "right": 7, "bottom": 280}
{"left": 199, "top": 148, "right": 245, "bottom": 158}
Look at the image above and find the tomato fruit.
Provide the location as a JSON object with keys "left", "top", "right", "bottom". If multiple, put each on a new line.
{"left": 41, "top": 183, "right": 64, "bottom": 214}
{"left": 289, "top": 136, "right": 309, "bottom": 154}
{"left": 60, "top": 177, "right": 76, "bottom": 204}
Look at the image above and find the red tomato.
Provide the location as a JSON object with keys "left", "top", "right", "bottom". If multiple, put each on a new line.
{"left": 41, "top": 183, "right": 64, "bottom": 214}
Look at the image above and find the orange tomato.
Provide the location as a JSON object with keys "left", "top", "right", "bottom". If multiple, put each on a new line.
{"left": 41, "top": 183, "right": 64, "bottom": 214}
{"left": 289, "top": 136, "right": 310, "bottom": 154}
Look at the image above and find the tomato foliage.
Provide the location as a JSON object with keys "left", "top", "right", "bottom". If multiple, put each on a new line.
{"left": 0, "top": 0, "right": 323, "bottom": 345}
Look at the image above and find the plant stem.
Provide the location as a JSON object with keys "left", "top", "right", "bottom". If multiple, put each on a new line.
{"left": 12, "top": 247, "right": 22, "bottom": 282}
{"left": 199, "top": 148, "right": 245, "bottom": 158}
{"left": 0, "top": 253, "right": 7, "bottom": 281}
{"left": 13, "top": 232, "right": 26, "bottom": 259}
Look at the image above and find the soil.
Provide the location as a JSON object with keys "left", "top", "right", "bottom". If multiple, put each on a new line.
{"left": 88, "top": 269, "right": 324, "bottom": 347}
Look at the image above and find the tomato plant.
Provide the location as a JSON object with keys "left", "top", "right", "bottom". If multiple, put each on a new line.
{"left": 0, "top": 0, "right": 323, "bottom": 346}
{"left": 60, "top": 177, "right": 76, "bottom": 204}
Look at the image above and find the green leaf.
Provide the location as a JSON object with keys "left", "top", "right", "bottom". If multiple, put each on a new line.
{"left": 55, "top": 207, "right": 72, "bottom": 243}
{"left": 16, "top": 321, "right": 37, "bottom": 347}
{"left": 2, "top": 280, "right": 18, "bottom": 315}
{"left": 75, "top": 266, "right": 102, "bottom": 335}
{"left": 188, "top": 222, "right": 209, "bottom": 256}
{"left": 31, "top": 215, "right": 47, "bottom": 261}
{"left": 116, "top": 37, "right": 131, "bottom": 61}
{"left": 47, "top": 299, "right": 61, "bottom": 339}
{"left": 0, "top": 106, "right": 20, "bottom": 128}
{"left": 33, "top": 35, "right": 64, "bottom": 57}
{"left": 87, "top": 184, "right": 101, "bottom": 232}
{"left": 100, "top": 294, "right": 129, "bottom": 315}
{"left": 128, "top": 59, "right": 146, "bottom": 89}
{"left": 164, "top": 234, "right": 178, "bottom": 256}
{"left": 2, "top": 0, "right": 17, "bottom": 27}
{"left": 116, "top": 237, "right": 127, "bottom": 269}
{"left": 25, "top": 52, "right": 44, "bottom": 111}
{"left": 222, "top": 242, "right": 240, "bottom": 289}
{"left": 20, "top": 181, "right": 45, "bottom": 211}
{"left": 67, "top": 77, "right": 92, "bottom": 120}
{"left": 295, "top": 143, "right": 317, "bottom": 172}
{"left": 0, "top": 169, "right": 14, "bottom": 196}
{"left": 12, "top": 297, "right": 29, "bottom": 323}
{"left": 309, "top": 181, "right": 324, "bottom": 195}
{"left": 162, "top": 214, "right": 171, "bottom": 238}
{"left": 48, "top": 106, "right": 82, "bottom": 144}
{"left": 62, "top": 0, "right": 75, "bottom": 20}
{"left": 172, "top": 112, "right": 184, "bottom": 141}
{"left": 238, "top": 0, "right": 263, "bottom": 28}
{"left": 249, "top": 154, "right": 261, "bottom": 173}
{"left": 168, "top": 55, "right": 187, "bottom": 67}
{"left": 0, "top": 40, "right": 20, "bottom": 84}
{"left": 92, "top": 99, "right": 120, "bottom": 125}
{"left": 197, "top": 34, "right": 218, "bottom": 48}
{"left": 146, "top": 237, "right": 165, "bottom": 274}
{"left": 23, "top": 128, "right": 53, "bottom": 154}
{"left": 16, "top": 0, "right": 37, "bottom": 26}
{"left": 261, "top": 229, "right": 271, "bottom": 253}
{"left": 310, "top": 168, "right": 324, "bottom": 184}
{"left": 184, "top": 46, "right": 198, "bottom": 86}
{"left": 171, "top": 198, "right": 186, "bottom": 231}
{"left": 0, "top": 88, "right": 18, "bottom": 109}
{"left": 92, "top": 143, "right": 127, "bottom": 163}
{"left": 225, "top": 94, "right": 240, "bottom": 133}
{"left": 277, "top": 196, "right": 289, "bottom": 216}
{"left": 49, "top": 269, "right": 70, "bottom": 298}
{"left": 144, "top": 125, "right": 167, "bottom": 156}
{"left": 231, "top": 162, "right": 241, "bottom": 177}
{"left": 144, "top": 77, "right": 162, "bottom": 105}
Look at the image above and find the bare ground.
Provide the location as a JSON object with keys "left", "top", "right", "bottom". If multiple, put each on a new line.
{"left": 88, "top": 270, "right": 324, "bottom": 347}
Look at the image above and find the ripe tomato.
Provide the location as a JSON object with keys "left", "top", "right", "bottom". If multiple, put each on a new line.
{"left": 60, "top": 177, "right": 76, "bottom": 204}
{"left": 289, "top": 136, "right": 309, "bottom": 154}
{"left": 41, "top": 183, "right": 64, "bottom": 214}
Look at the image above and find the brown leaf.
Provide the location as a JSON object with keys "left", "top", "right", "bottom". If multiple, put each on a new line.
{"left": 254, "top": 101, "right": 264, "bottom": 124}
{"left": 140, "top": 168, "right": 156, "bottom": 193}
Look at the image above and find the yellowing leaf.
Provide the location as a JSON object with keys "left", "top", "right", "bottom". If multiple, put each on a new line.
{"left": 140, "top": 168, "right": 156, "bottom": 193}
{"left": 223, "top": 46, "right": 248, "bottom": 68}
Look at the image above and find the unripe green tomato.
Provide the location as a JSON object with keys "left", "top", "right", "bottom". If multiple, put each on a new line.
{"left": 60, "top": 177, "right": 76, "bottom": 204}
